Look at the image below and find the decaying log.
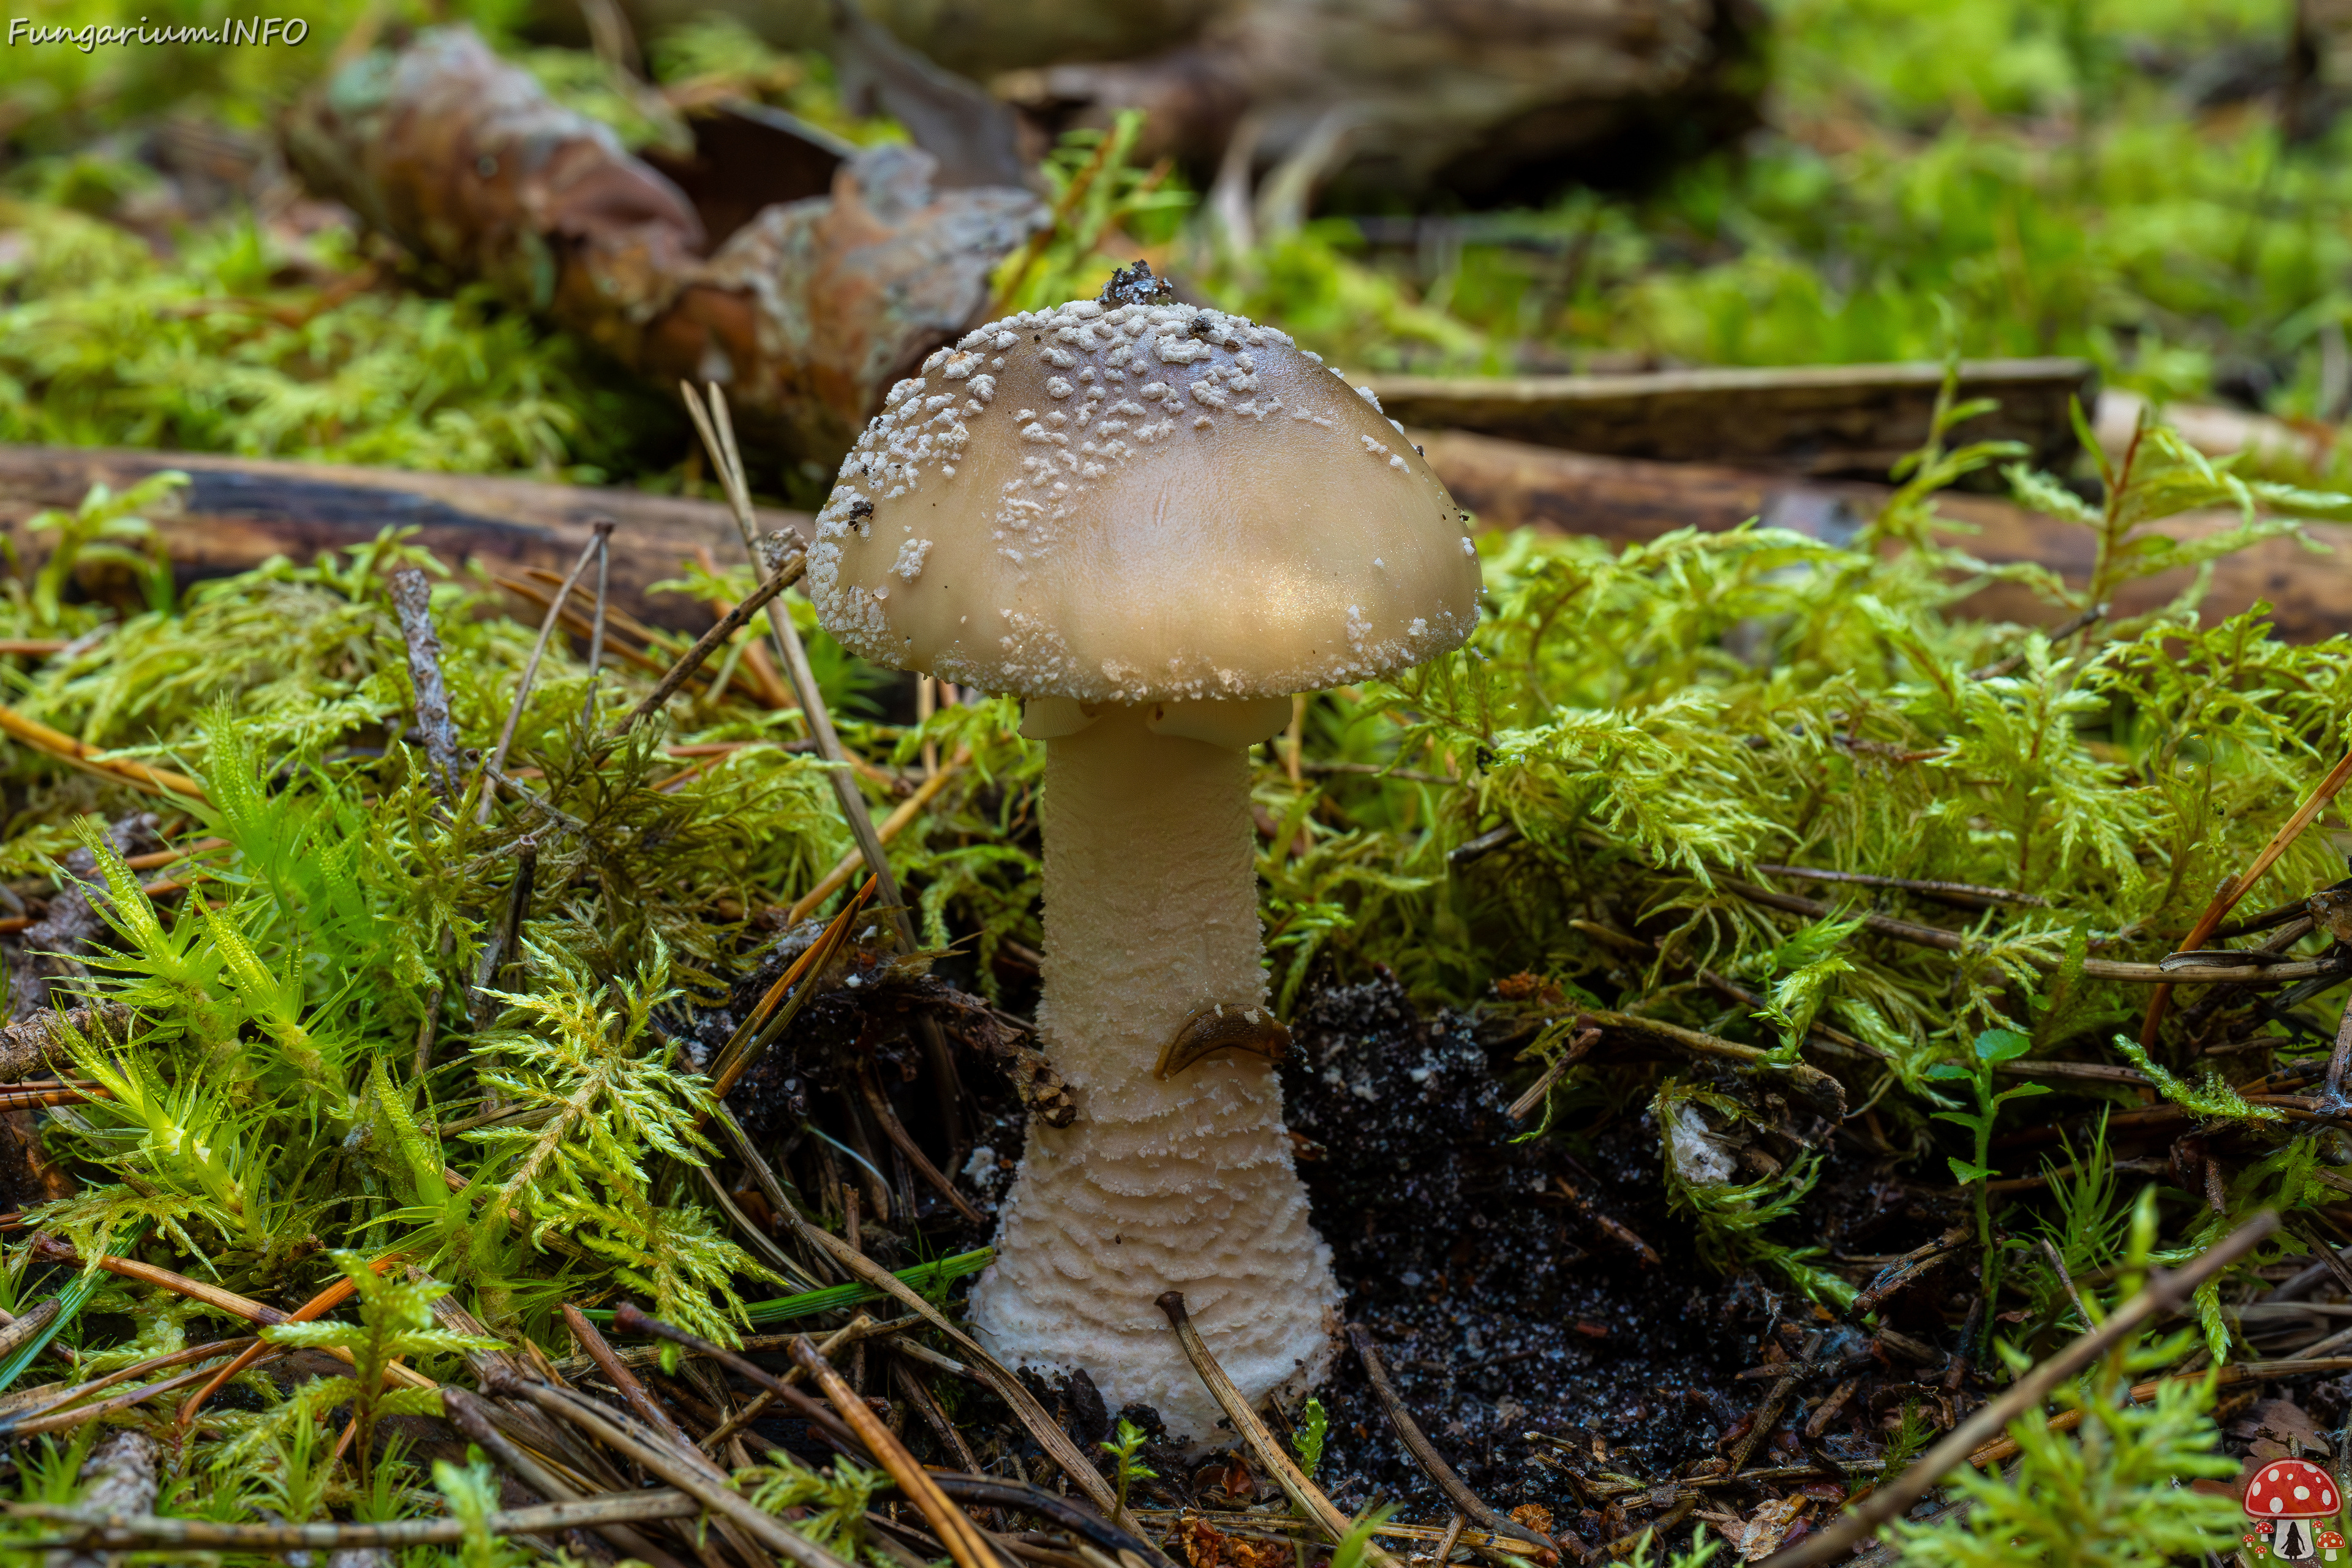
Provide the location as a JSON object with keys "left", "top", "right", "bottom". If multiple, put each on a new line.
{"left": 1366, "top": 358, "right": 2094, "bottom": 479}
{"left": 9, "top": 433, "right": 2349, "bottom": 641}
{"left": 282, "top": 26, "right": 1043, "bottom": 469}
{"left": 1417, "top": 429, "right": 2352, "bottom": 641}
{"left": 0, "top": 443, "right": 810, "bottom": 633}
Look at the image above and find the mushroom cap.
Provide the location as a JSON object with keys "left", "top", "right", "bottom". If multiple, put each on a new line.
{"left": 2246, "top": 1457, "right": 2339, "bottom": 1517}
{"left": 805, "top": 297, "right": 1481, "bottom": 703}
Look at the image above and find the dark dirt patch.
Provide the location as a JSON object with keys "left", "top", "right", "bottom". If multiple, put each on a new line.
{"left": 1280, "top": 976, "right": 1764, "bottom": 1537}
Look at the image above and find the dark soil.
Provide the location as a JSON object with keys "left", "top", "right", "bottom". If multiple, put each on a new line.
{"left": 1277, "top": 976, "right": 1763, "bottom": 1540}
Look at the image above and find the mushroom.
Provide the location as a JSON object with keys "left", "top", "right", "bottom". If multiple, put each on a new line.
{"left": 2321, "top": 1528, "right": 2346, "bottom": 1561}
{"left": 806, "top": 266, "right": 1480, "bottom": 1438}
{"left": 2245, "top": 1457, "right": 2339, "bottom": 1561}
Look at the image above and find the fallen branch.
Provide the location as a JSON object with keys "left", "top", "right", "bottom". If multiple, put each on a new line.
{"left": 1758, "top": 1208, "right": 2278, "bottom": 1567}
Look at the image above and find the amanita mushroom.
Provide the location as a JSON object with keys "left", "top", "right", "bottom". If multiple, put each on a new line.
{"left": 2245, "top": 1457, "right": 2339, "bottom": 1562}
{"left": 806, "top": 267, "right": 1479, "bottom": 1436}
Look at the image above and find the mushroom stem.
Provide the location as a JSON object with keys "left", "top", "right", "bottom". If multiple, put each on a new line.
{"left": 969, "top": 704, "right": 1338, "bottom": 1441}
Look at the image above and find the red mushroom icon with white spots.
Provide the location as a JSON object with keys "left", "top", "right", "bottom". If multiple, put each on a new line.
{"left": 2320, "top": 1528, "right": 2346, "bottom": 1562}
{"left": 2245, "top": 1457, "right": 2340, "bottom": 1561}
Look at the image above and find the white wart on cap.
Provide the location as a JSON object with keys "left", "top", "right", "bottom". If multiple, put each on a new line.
{"left": 807, "top": 299, "right": 1480, "bottom": 702}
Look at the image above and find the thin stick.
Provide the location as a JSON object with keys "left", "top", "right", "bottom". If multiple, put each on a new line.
{"left": 1432, "top": 1514, "right": 1467, "bottom": 1567}
{"left": 680, "top": 382, "right": 918, "bottom": 955}
{"left": 479, "top": 528, "right": 606, "bottom": 824}
{"left": 859, "top": 1063, "right": 984, "bottom": 1223}
{"left": 581, "top": 521, "right": 613, "bottom": 725}
{"left": 179, "top": 1254, "right": 399, "bottom": 1427}
{"left": 786, "top": 1220, "right": 1153, "bottom": 1542}
{"left": 789, "top": 748, "right": 971, "bottom": 924}
{"left": 1754, "top": 864, "right": 2048, "bottom": 907}
{"left": 790, "top": 1333, "right": 999, "bottom": 1568}
{"left": 610, "top": 1303, "right": 866, "bottom": 1454}
{"left": 2037, "top": 1238, "right": 2093, "bottom": 1331}
{"left": 2141, "top": 741, "right": 2352, "bottom": 1048}
{"left": 1758, "top": 1208, "right": 2278, "bottom": 1567}
{"left": 622, "top": 557, "right": 805, "bottom": 732}
{"left": 0, "top": 704, "right": 206, "bottom": 802}
{"left": 1346, "top": 1326, "right": 1559, "bottom": 1561}
{"left": 710, "top": 879, "right": 876, "bottom": 1101}
{"left": 514, "top": 1378, "right": 864, "bottom": 1568}
{"left": 699, "top": 1316, "right": 874, "bottom": 1453}
{"left": 1159, "top": 1293, "right": 1404, "bottom": 1568}
{"left": 441, "top": 1387, "right": 693, "bottom": 1568}
{"left": 31, "top": 1239, "right": 431, "bottom": 1391}
{"left": 9, "top": 1490, "right": 701, "bottom": 1550}
{"left": 1506, "top": 1028, "right": 1599, "bottom": 1121}
{"left": 562, "top": 1303, "right": 710, "bottom": 1466}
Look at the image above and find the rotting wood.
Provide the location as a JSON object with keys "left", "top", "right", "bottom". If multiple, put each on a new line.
{"left": 1413, "top": 429, "right": 2352, "bottom": 641}
{"left": 20, "top": 431, "right": 2352, "bottom": 645}
{"left": 1364, "top": 358, "right": 2093, "bottom": 477}
{"left": 282, "top": 27, "right": 1042, "bottom": 470}
{"left": 0, "top": 442, "right": 807, "bottom": 635}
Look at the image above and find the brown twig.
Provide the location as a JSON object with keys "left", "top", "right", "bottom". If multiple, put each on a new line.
{"left": 1964, "top": 601, "right": 2108, "bottom": 681}
{"left": 478, "top": 526, "right": 607, "bottom": 824}
{"left": 1754, "top": 864, "right": 2048, "bottom": 908}
{"left": 788, "top": 747, "right": 972, "bottom": 924}
{"left": 609, "top": 1303, "right": 865, "bottom": 1455}
{"left": 621, "top": 557, "right": 805, "bottom": 733}
{"left": 7, "top": 1491, "right": 701, "bottom": 1550}
{"left": 2143, "top": 741, "right": 2352, "bottom": 1049}
{"left": 790, "top": 1333, "right": 998, "bottom": 1568}
{"left": 179, "top": 1254, "right": 398, "bottom": 1428}
{"left": 1346, "top": 1326, "right": 1562, "bottom": 1561}
{"left": 562, "top": 1303, "right": 706, "bottom": 1461}
{"left": 581, "top": 520, "right": 613, "bottom": 725}
{"left": 1506, "top": 1028, "right": 1599, "bottom": 1121}
{"left": 440, "top": 1387, "right": 693, "bottom": 1568}
{"left": 1159, "top": 1293, "right": 1404, "bottom": 1568}
{"left": 709, "top": 878, "right": 876, "bottom": 1102}
{"left": 389, "top": 566, "right": 463, "bottom": 799}
{"left": 0, "top": 705, "right": 205, "bottom": 802}
{"left": 858, "top": 1064, "right": 983, "bottom": 1224}
{"left": 787, "top": 1219, "right": 1147, "bottom": 1537}
{"left": 514, "top": 1378, "right": 861, "bottom": 1568}
{"left": 698, "top": 1316, "right": 876, "bottom": 1455}
{"left": 1759, "top": 1208, "right": 2278, "bottom": 1567}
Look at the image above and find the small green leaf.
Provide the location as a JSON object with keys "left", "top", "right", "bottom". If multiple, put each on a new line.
{"left": 1948, "top": 1158, "right": 1992, "bottom": 1185}
{"left": 1926, "top": 1063, "right": 1975, "bottom": 1082}
{"left": 1975, "top": 1028, "right": 2033, "bottom": 1063}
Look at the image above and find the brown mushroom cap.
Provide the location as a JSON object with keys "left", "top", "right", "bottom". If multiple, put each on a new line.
{"left": 806, "top": 298, "right": 1481, "bottom": 703}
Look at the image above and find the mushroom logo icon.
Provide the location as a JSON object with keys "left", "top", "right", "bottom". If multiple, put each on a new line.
{"left": 2244, "top": 1458, "right": 2339, "bottom": 1561}
{"left": 2321, "top": 1529, "right": 2347, "bottom": 1561}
